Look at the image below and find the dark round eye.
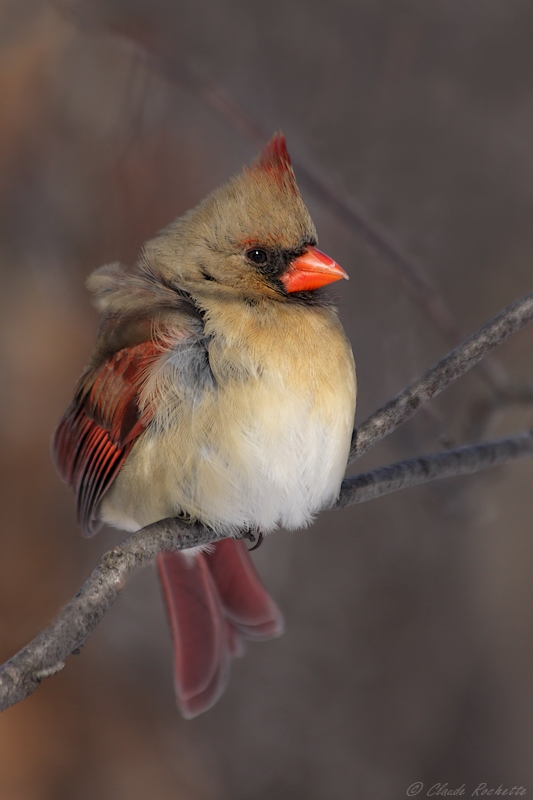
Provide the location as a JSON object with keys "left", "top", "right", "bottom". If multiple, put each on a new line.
{"left": 246, "top": 248, "right": 268, "bottom": 266}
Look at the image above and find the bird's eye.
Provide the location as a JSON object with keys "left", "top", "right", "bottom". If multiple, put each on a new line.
{"left": 246, "top": 248, "right": 268, "bottom": 266}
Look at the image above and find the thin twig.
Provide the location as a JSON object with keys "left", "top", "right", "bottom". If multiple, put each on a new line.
{"left": 2, "top": 429, "right": 532, "bottom": 713}
{"left": 351, "top": 290, "right": 533, "bottom": 461}
{"left": 339, "top": 431, "right": 533, "bottom": 507}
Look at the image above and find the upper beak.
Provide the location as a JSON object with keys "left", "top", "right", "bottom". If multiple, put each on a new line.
{"left": 281, "top": 246, "right": 349, "bottom": 293}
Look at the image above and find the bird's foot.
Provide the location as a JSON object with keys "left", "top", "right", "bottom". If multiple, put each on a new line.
{"left": 241, "top": 529, "right": 264, "bottom": 551}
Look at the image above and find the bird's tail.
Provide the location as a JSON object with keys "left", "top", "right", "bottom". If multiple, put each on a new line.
{"left": 156, "top": 538, "right": 284, "bottom": 718}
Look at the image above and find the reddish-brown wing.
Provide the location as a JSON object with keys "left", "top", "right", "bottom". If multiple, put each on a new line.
{"left": 52, "top": 340, "right": 163, "bottom": 536}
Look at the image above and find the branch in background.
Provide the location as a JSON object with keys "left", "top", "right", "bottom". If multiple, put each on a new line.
{"left": 351, "top": 290, "right": 533, "bottom": 461}
{"left": 462, "top": 381, "right": 533, "bottom": 445}
{"left": 2, "top": 428, "right": 532, "bottom": 713}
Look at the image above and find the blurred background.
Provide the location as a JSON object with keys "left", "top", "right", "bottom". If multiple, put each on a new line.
{"left": 1, "top": 0, "right": 533, "bottom": 797}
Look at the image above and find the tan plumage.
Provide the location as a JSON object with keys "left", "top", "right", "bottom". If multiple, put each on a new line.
{"left": 102, "top": 297, "right": 354, "bottom": 533}
{"left": 53, "top": 134, "right": 356, "bottom": 716}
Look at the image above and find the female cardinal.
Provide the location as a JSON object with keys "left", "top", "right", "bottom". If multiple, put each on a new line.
{"left": 53, "top": 134, "right": 356, "bottom": 717}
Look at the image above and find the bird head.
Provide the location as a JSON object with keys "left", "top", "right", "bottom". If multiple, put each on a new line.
{"left": 140, "top": 134, "right": 348, "bottom": 305}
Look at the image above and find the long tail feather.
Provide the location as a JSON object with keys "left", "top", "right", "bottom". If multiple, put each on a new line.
{"left": 157, "top": 539, "right": 283, "bottom": 718}
{"left": 204, "top": 539, "right": 284, "bottom": 639}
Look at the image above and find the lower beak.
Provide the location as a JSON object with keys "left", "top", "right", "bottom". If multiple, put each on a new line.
{"left": 281, "top": 246, "right": 349, "bottom": 293}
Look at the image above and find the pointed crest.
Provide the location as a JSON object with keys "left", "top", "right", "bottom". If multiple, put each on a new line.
{"left": 257, "top": 133, "right": 292, "bottom": 172}
{"left": 160, "top": 131, "right": 315, "bottom": 258}
{"left": 249, "top": 133, "right": 297, "bottom": 192}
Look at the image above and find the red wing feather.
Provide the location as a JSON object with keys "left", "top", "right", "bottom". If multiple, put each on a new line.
{"left": 52, "top": 340, "right": 163, "bottom": 536}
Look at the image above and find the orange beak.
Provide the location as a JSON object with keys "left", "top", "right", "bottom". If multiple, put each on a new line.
{"left": 281, "top": 246, "right": 348, "bottom": 293}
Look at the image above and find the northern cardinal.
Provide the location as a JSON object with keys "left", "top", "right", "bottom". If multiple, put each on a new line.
{"left": 53, "top": 134, "right": 356, "bottom": 717}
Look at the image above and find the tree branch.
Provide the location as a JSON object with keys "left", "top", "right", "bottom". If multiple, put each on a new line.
{"left": 351, "top": 290, "right": 533, "bottom": 461}
{"left": 338, "top": 431, "right": 533, "bottom": 508}
{"left": 0, "top": 519, "right": 228, "bottom": 713}
{"left": 2, "top": 429, "right": 533, "bottom": 713}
